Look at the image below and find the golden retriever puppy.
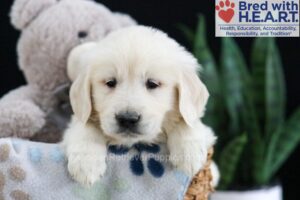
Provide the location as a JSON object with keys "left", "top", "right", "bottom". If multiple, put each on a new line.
{"left": 63, "top": 26, "right": 216, "bottom": 186}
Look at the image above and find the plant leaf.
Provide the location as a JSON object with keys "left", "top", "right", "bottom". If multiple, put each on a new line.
{"left": 262, "top": 126, "right": 282, "bottom": 185}
{"left": 221, "top": 37, "right": 264, "bottom": 185}
{"left": 266, "top": 108, "right": 300, "bottom": 180}
{"left": 251, "top": 38, "right": 286, "bottom": 138}
{"left": 241, "top": 94, "right": 265, "bottom": 185}
{"left": 177, "top": 24, "right": 195, "bottom": 45}
{"left": 266, "top": 40, "right": 286, "bottom": 138}
{"left": 194, "top": 15, "right": 223, "bottom": 134}
{"left": 220, "top": 37, "right": 250, "bottom": 134}
{"left": 218, "top": 134, "right": 248, "bottom": 190}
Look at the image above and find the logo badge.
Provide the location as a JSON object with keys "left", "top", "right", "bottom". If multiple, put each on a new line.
{"left": 215, "top": 0, "right": 300, "bottom": 37}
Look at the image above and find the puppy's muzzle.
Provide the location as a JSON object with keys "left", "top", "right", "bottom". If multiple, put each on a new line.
{"left": 115, "top": 111, "right": 141, "bottom": 134}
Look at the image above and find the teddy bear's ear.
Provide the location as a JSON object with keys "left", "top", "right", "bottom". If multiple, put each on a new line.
{"left": 10, "top": 0, "right": 57, "bottom": 30}
{"left": 114, "top": 12, "right": 137, "bottom": 27}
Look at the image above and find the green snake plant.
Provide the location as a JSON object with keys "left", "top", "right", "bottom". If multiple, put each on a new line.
{"left": 179, "top": 15, "right": 300, "bottom": 190}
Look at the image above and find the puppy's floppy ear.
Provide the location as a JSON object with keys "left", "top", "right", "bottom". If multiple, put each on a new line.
{"left": 69, "top": 66, "right": 92, "bottom": 124}
{"left": 67, "top": 42, "right": 98, "bottom": 82}
{"left": 177, "top": 68, "right": 209, "bottom": 127}
{"left": 68, "top": 42, "right": 98, "bottom": 123}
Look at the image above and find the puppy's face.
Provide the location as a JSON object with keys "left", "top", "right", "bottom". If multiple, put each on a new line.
{"left": 69, "top": 26, "right": 209, "bottom": 145}
{"left": 90, "top": 58, "right": 176, "bottom": 144}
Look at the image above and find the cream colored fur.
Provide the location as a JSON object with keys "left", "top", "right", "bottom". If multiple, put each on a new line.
{"left": 63, "top": 26, "right": 216, "bottom": 186}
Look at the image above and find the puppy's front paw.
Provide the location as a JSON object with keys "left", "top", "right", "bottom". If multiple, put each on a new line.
{"left": 169, "top": 140, "right": 207, "bottom": 177}
{"left": 67, "top": 152, "right": 106, "bottom": 186}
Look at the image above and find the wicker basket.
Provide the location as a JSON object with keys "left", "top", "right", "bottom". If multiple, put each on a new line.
{"left": 184, "top": 148, "right": 214, "bottom": 200}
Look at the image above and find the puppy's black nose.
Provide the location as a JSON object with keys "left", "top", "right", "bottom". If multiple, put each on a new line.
{"left": 115, "top": 111, "right": 141, "bottom": 129}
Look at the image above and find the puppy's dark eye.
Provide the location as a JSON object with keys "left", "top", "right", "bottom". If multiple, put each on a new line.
{"left": 78, "top": 31, "right": 88, "bottom": 38}
{"left": 105, "top": 79, "right": 117, "bottom": 88}
{"left": 146, "top": 79, "right": 160, "bottom": 90}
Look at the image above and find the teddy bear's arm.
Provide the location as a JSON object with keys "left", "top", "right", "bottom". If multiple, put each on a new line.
{"left": 0, "top": 85, "right": 46, "bottom": 138}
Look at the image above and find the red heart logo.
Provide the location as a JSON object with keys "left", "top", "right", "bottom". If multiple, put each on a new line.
{"left": 218, "top": 9, "right": 234, "bottom": 23}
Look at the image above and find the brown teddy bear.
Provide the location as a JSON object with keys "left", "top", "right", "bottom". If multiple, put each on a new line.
{"left": 0, "top": 0, "right": 136, "bottom": 142}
